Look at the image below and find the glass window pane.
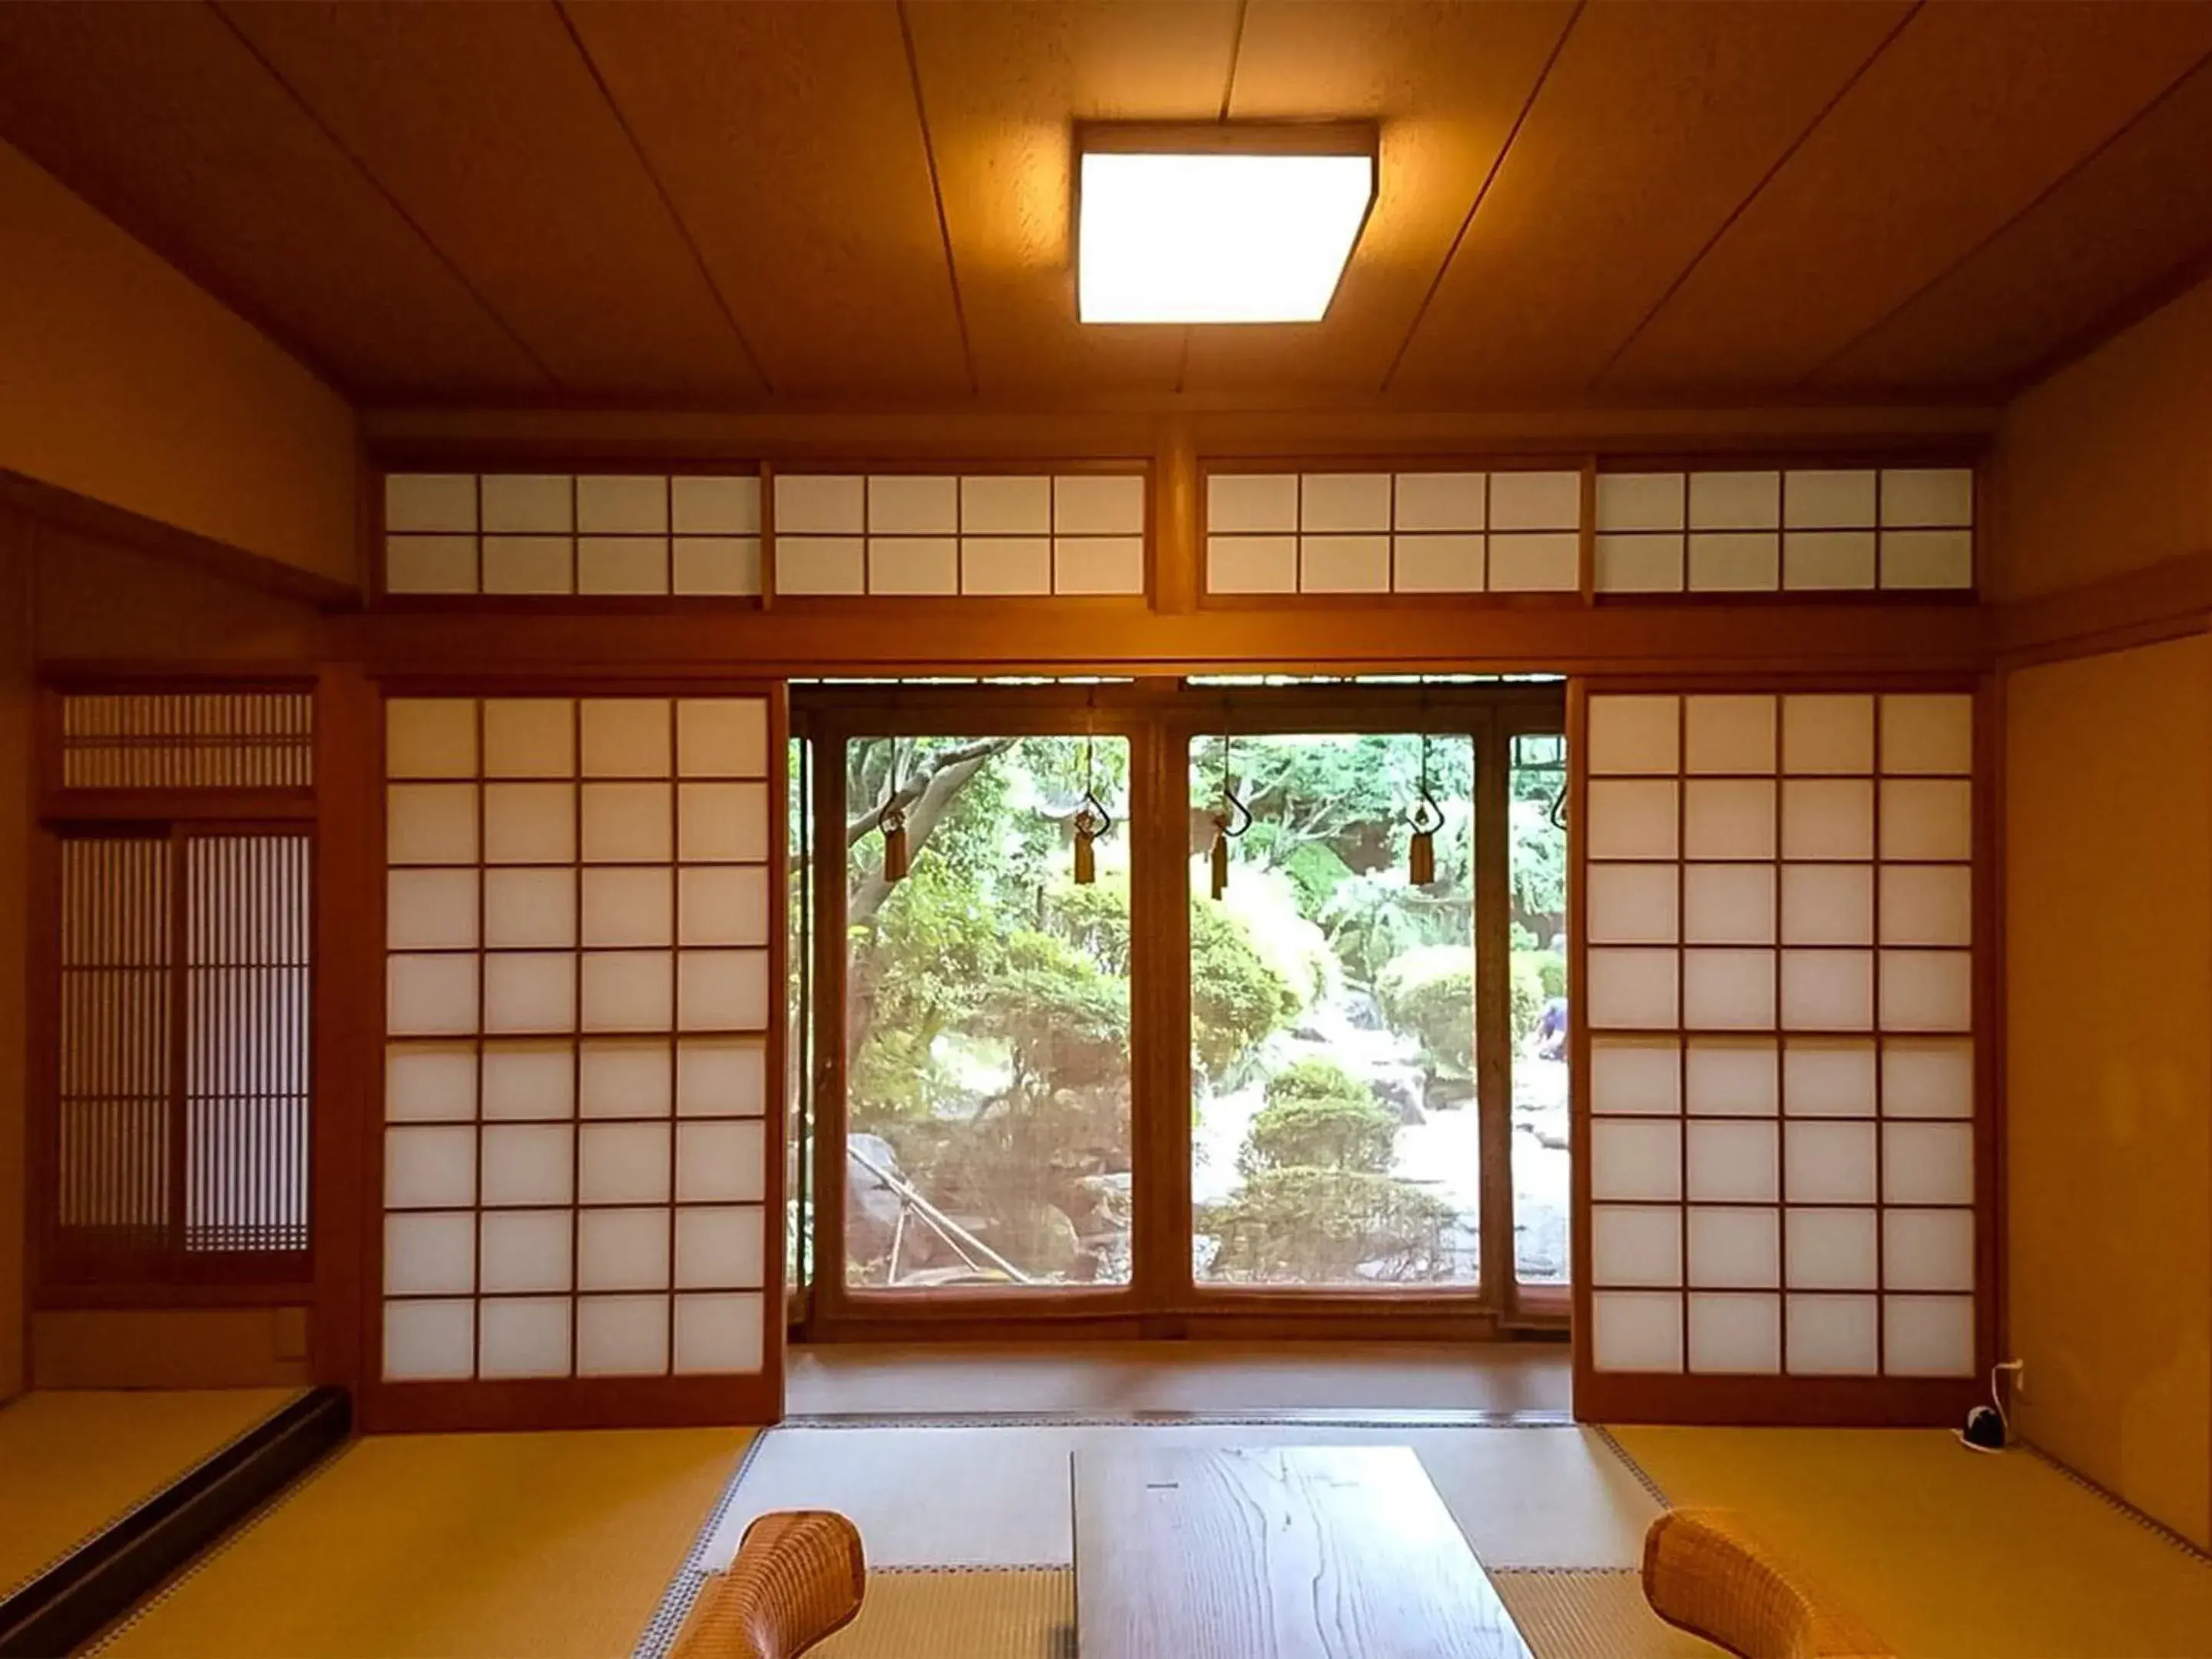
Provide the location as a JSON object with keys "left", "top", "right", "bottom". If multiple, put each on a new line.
{"left": 1188, "top": 733, "right": 1481, "bottom": 1289}
{"left": 846, "top": 735, "right": 1134, "bottom": 1290}
{"left": 1512, "top": 733, "right": 1570, "bottom": 1286}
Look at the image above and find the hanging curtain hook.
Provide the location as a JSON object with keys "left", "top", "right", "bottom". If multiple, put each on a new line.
{"left": 879, "top": 733, "right": 910, "bottom": 882}
{"left": 1408, "top": 696, "right": 1442, "bottom": 886}
{"left": 1210, "top": 728, "right": 1249, "bottom": 899}
{"left": 1072, "top": 702, "right": 1113, "bottom": 885}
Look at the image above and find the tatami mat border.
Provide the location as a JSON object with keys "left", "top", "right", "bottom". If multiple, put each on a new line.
{"left": 81, "top": 1442, "right": 354, "bottom": 1655}
{"left": 2021, "top": 1442, "right": 2212, "bottom": 1566}
{"left": 633, "top": 1430, "right": 771, "bottom": 1659}
{"left": 2, "top": 1390, "right": 309, "bottom": 1605}
{"left": 780, "top": 1409, "right": 1575, "bottom": 1430}
{"left": 1591, "top": 1426, "right": 1671, "bottom": 1508}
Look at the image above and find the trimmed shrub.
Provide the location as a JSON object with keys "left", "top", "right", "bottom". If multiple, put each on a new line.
{"left": 1240, "top": 1093, "right": 1399, "bottom": 1179}
{"left": 1376, "top": 944, "right": 1474, "bottom": 1081}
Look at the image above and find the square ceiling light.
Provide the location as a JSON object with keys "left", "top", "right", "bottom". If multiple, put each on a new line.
{"left": 1076, "top": 123, "right": 1377, "bottom": 324}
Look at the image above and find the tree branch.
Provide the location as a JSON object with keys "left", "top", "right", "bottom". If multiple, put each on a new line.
{"left": 846, "top": 740, "right": 1012, "bottom": 930}
{"left": 844, "top": 737, "right": 1012, "bottom": 847}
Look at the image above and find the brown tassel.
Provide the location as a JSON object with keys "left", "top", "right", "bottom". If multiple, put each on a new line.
{"left": 1409, "top": 827, "right": 1435, "bottom": 888}
{"left": 1210, "top": 819, "right": 1230, "bottom": 899}
{"left": 1074, "top": 826, "right": 1097, "bottom": 886}
{"left": 881, "top": 805, "right": 909, "bottom": 883}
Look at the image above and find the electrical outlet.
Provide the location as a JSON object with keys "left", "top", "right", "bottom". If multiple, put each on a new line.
{"left": 1996, "top": 1357, "right": 2026, "bottom": 1396}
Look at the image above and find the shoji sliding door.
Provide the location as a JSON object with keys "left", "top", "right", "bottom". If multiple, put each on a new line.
{"left": 1574, "top": 685, "right": 1989, "bottom": 1423}
{"left": 374, "top": 687, "right": 784, "bottom": 1430}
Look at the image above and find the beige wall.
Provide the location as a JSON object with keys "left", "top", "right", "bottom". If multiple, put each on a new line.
{"left": 0, "top": 503, "right": 323, "bottom": 1398}
{"left": 30, "top": 1307, "right": 310, "bottom": 1391}
{"left": 0, "top": 513, "right": 29, "bottom": 1401}
{"left": 0, "top": 137, "right": 359, "bottom": 593}
{"left": 1996, "top": 267, "right": 2212, "bottom": 1548}
{"left": 2005, "top": 640, "right": 2212, "bottom": 1547}
{"left": 1991, "top": 273, "right": 2212, "bottom": 603}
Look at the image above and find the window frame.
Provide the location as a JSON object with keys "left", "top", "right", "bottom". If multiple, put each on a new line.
{"left": 790, "top": 677, "right": 1568, "bottom": 1342}
{"left": 31, "top": 674, "right": 319, "bottom": 1309}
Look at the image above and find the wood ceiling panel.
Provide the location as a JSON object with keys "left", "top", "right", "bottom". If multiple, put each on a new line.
{"left": 1389, "top": 0, "right": 1910, "bottom": 403}
{"left": 1811, "top": 55, "right": 2212, "bottom": 394}
{"left": 215, "top": 0, "right": 763, "bottom": 402}
{"left": 1181, "top": 0, "right": 1577, "bottom": 398}
{"left": 902, "top": 0, "right": 1240, "bottom": 397}
{"left": 1600, "top": 0, "right": 2212, "bottom": 396}
{"left": 562, "top": 1, "right": 967, "bottom": 399}
{"left": 0, "top": 2, "right": 547, "bottom": 399}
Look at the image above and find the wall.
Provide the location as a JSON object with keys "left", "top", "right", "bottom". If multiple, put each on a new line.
{"left": 1992, "top": 273, "right": 2212, "bottom": 603}
{"left": 2005, "top": 641, "right": 2212, "bottom": 1546}
{"left": 0, "top": 136, "right": 359, "bottom": 593}
{"left": 1995, "top": 267, "right": 2212, "bottom": 1548}
{"left": 0, "top": 513, "right": 29, "bottom": 1400}
{"left": 0, "top": 502, "right": 323, "bottom": 1396}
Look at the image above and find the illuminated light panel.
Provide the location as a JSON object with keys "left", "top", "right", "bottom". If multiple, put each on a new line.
{"left": 1078, "top": 144, "right": 1376, "bottom": 325}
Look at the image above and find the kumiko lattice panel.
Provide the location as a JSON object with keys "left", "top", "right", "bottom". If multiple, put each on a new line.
{"left": 1204, "top": 469, "right": 1581, "bottom": 595}
{"left": 771, "top": 470, "right": 1146, "bottom": 597}
{"left": 1580, "top": 690, "right": 1979, "bottom": 1390}
{"left": 50, "top": 830, "right": 310, "bottom": 1280}
{"left": 380, "top": 694, "right": 777, "bottom": 1394}
{"left": 1593, "top": 469, "right": 1973, "bottom": 594}
{"left": 60, "top": 690, "right": 313, "bottom": 788}
{"left": 383, "top": 473, "right": 763, "bottom": 598}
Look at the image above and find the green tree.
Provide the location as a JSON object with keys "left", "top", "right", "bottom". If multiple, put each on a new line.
{"left": 1376, "top": 944, "right": 1475, "bottom": 1084}
{"left": 1189, "top": 896, "right": 1300, "bottom": 1086}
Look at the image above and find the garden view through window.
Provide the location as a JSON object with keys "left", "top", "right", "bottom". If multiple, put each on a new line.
{"left": 811, "top": 680, "right": 1568, "bottom": 1319}
{"left": 844, "top": 733, "right": 1134, "bottom": 1289}
{"left": 1512, "top": 733, "right": 1571, "bottom": 1288}
{"left": 1190, "top": 733, "right": 1481, "bottom": 1286}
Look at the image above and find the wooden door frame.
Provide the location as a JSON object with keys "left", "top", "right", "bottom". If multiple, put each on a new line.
{"left": 791, "top": 676, "right": 1568, "bottom": 1343}
{"left": 353, "top": 672, "right": 790, "bottom": 1433}
{"left": 1565, "top": 671, "right": 1992, "bottom": 1427}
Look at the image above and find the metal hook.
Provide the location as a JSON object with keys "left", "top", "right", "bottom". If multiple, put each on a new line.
{"left": 1220, "top": 788, "right": 1253, "bottom": 839}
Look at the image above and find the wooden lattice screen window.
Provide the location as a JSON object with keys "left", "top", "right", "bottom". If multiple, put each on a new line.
{"left": 37, "top": 684, "right": 315, "bottom": 1293}
{"left": 59, "top": 688, "right": 313, "bottom": 790}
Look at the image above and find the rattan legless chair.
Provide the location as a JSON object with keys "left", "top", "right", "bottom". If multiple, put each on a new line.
{"left": 669, "top": 1512, "right": 867, "bottom": 1659}
{"left": 1642, "top": 1508, "right": 1893, "bottom": 1659}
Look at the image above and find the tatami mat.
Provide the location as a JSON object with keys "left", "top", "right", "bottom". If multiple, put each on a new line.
{"left": 1492, "top": 1570, "right": 1723, "bottom": 1657}
{"left": 700, "top": 1422, "right": 1658, "bottom": 1573}
{"left": 93, "top": 1426, "right": 753, "bottom": 1659}
{"left": 806, "top": 1570, "right": 1075, "bottom": 1659}
{"left": 1611, "top": 1426, "right": 2212, "bottom": 1658}
{"left": 684, "top": 1566, "right": 1715, "bottom": 1659}
{"left": 0, "top": 1387, "right": 298, "bottom": 1600}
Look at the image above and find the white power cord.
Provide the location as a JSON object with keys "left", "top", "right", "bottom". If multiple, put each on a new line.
{"left": 1956, "top": 1359, "right": 2024, "bottom": 1454}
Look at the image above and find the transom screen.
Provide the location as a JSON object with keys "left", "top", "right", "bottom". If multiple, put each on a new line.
{"left": 383, "top": 472, "right": 762, "bottom": 598}
{"left": 1592, "top": 468, "right": 1972, "bottom": 594}
{"left": 1584, "top": 691, "right": 1978, "bottom": 1379}
{"left": 1206, "top": 469, "right": 1582, "bottom": 595}
{"left": 380, "top": 694, "right": 774, "bottom": 1383}
{"left": 60, "top": 690, "right": 314, "bottom": 789}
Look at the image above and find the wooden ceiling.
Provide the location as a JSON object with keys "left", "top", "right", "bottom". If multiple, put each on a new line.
{"left": 3, "top": 0, "right": 2210, "bottom": 412}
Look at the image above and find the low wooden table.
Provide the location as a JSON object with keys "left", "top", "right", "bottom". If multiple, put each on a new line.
{"left": 1072, "top": 1444, "right": 1536, "bottom": 1658}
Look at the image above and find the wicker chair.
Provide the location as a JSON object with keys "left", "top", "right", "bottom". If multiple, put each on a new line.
{"left": 670, "top": 1512, "right": 867, "bottom": 1659}
{"left": 1642, "top": 1507, "right": 1892, "bottom": 1659}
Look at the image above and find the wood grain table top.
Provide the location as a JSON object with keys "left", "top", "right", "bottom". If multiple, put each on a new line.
{"left": 1072, "top": 1443, "right": 1537, "bottom": 1658}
